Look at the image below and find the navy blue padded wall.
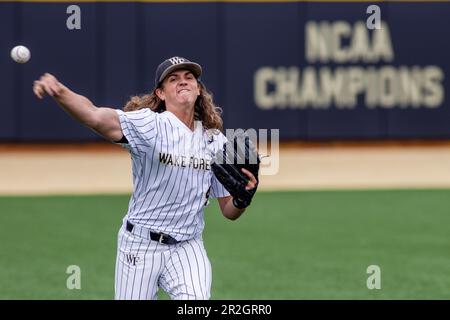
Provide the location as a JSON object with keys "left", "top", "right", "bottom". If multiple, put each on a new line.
{"left": 19, "top": 3, "right": 99, "bottom": 141}
{"left": 223, "top": 3, "right": 306, "bottom": 139}
{"left": 98, "top": 3, "right": 138, "bottom": 110}
{"left": 1, "top": 2, "right": 450, "bottom": 141}
{"left": 135, "top": 3, "right": 220, "bottom": 102}
{"left": 304, "top": 2, "right": 388, "bottom": 139}
{"left": 386, "top": 3, "right": 450, "bottom": 138}
{"left": 0, "top": 3, "right": 17, "bottom": 139}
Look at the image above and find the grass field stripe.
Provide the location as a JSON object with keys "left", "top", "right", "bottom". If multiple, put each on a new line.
{"left": 2, "top": 191, "right": 450, "bottom": 299}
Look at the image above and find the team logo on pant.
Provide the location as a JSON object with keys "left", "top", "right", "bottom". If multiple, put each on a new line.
{"left": 125, "top": 253, "right": 139, "bottom": 266}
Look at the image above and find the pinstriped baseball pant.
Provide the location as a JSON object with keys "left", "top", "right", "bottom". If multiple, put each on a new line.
{"left": 114, "top": 224, "right": 212, "bottom": 300}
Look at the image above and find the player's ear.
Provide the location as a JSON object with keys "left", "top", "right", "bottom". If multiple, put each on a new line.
{"left": 155, "top": 88, "right": 165, "bottom": 101}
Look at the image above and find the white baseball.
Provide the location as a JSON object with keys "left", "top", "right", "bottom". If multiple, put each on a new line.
{"left": 11, "top": 45, "right": 31, "bottom": 64}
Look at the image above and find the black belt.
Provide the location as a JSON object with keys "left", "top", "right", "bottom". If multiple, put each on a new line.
{"left": 126, "top": 220, "right": 179, "bottom": 245}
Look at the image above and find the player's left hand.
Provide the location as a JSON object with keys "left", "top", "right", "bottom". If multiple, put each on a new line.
{"left": 241, "top": 168, "right": 258, "bottom": 190}
{"left": 211, "top": 131, "right": 261, "bottom": 209}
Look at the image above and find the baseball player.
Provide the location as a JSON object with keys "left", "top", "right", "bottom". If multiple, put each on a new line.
{"left": 33, "top": 56, "right": 258, "bottom": 300}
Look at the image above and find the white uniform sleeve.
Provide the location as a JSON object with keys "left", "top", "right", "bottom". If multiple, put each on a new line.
{"left": 115, "top": 108, "right": 158, "bottom": 153}
{"left": 210, "top": 132, "right": 230, "bottom": 198}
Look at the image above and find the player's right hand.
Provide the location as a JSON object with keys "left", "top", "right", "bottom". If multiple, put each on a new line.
{"left": 33, "top": 73, "right": 64, "bottom": 99}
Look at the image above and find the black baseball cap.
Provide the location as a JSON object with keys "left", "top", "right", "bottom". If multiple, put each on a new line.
{"left": 154, "top": 56, "right": 202, "bottom": 87}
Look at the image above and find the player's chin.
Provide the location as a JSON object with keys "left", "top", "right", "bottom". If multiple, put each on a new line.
{"left": 177, "top": 95, "right": 196, "bottom": 105}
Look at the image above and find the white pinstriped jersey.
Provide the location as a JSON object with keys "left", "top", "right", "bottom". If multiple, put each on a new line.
{"left": 115, "top": 108, "right": 229, "bottom": 241}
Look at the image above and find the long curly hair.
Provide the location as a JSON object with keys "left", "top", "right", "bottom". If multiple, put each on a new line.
{"left": 123, "top": 81, "right": 223, "bottom": 131}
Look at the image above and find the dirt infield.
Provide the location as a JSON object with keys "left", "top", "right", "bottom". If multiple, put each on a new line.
{"left": 1, "top": 142, "right": 450, "bottom": 195}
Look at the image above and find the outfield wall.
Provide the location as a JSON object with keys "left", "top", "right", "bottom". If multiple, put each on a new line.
{"left": 1, "top": 1, "right": 449, "bottom": 141}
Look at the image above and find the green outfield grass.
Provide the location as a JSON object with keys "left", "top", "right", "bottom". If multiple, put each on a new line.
{"left": 0, "top": 190, "right": 449, "bottom": 300}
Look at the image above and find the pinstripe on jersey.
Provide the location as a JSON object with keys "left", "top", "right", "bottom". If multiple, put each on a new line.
{"left": 115, "top": 108, "right": 229, "bottom": 241}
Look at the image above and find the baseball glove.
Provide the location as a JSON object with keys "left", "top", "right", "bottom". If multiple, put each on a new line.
{"left": 211, "top": 131, "right": 260, "bottom": 209}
